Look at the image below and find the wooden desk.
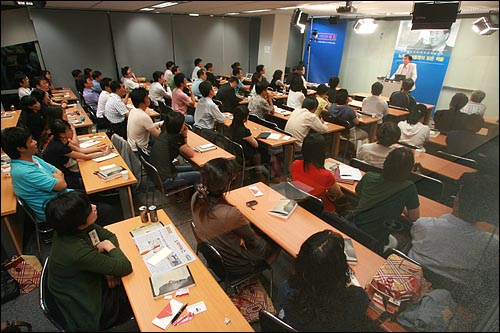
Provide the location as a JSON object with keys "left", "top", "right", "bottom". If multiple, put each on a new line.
{"left": 1, "top": 110, "right": 22, "bottom": 129}
{"left": 1, "top": 172, "right": 23, "bottom": 256}
{"left": 349, "top": 100, "right": 410, "bottom": 122}
{"left": 186, "top": 130, "right": 235, "bottom": 167}
{"left": 426, "top": 127, "right": 491, "bottom": 153}
{"left": 357, "top": 114, "right": 381, "bottom": 142}
{"left": 223, "top": 117, "right": 297, "bottom": 176}
{"left": 77, "top": 133, "right": 137, "bottom": 219}
{"left": 52, "top": 88, "right": 78, "bottom": 102}
{"left": 65, "top": 106, "right": 93, "bottom": 133}
{"left": 413, "top": 151, "right": 476, "bottom": 181}
{"left": 105, "top": 210, "right": 253, "bottom": 332}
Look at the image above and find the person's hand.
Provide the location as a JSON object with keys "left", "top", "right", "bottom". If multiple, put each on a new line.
{"left": 96, "top": 240, "right": 115, "bottom": 253}
{"left": 99, "top": 145, "right": 111, "bottom": 155}
{"left": 105, "top": 275, "right": 121, "bottom": 289}
{"left": 181, "top": 124, "right": 188, "bottom": 137}
{"left": 61, "top": 100, "right": 68, "bottom": 109}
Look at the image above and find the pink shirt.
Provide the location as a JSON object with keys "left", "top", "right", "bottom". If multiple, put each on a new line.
{"left": 172, "top": 88, "right": 191, "bottom": 115}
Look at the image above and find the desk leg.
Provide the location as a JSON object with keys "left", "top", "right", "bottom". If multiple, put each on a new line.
{"left": 282, "top": 144, "right": 294, "bottom": 179}
{"left": 2, "top": 213, "right": 24, "bottom": 257}
{"left": 424, "top": 107, "right": 432, "bottom": 125}
{"left": 332, "top": 132, "right": 341, "bottom": 157}
{"left": 368, "top": 123, "right": 378, "bottom": 142}
{"left": 118, "top": 186, "right": 135, "bottom": 219}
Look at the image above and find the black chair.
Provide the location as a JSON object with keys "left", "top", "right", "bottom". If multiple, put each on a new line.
{"left": 349, "top": 158, "right": 383, "bottom": 174}
{"left": 213, "top": 99, "right": 223, "bottom": 112}
{"left": 436, "top": 150, "right": 479, "bottom": 169}
{"left": 272, "top": 181, "right": 324, "bottom": 218}
{"left": 249, "top": 114, "right": 279, "bottom": 130}
{"left": 17, "top": 197, "right": 53, "bottom": 260}
{"left": 192, "top": 124, "right": 220, "bottom": 144}
{"left": 325, "top": 116, "right": 353, "bottom": 159}
{"left": 82, "top": 104, "right": 97, "bottom": 123}
{"left": 398, "top": 141, "right": 421, "bottom": 150}
{"left": 259, "top": 309, "right": 298, "bottom": 332}
{"left": 40, "top": 257, "right": 68, "bottom": 332}
{"left": 410, "top": 171, "right": 445, "bottom": 202}
{"left": 388, "top": 105, "right": 409, "bottom": 112}
{"left": 196, "top": 238, "right": 273, "bottom": 297}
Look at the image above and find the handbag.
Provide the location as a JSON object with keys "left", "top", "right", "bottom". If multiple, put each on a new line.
{"left": 1, "top": 264, "right": 20, "bottom": 304}
{"left": 229, "top": 279, "right": 276, "bottom": 323}
{"left": 5, "top": 256, "right": 42, "bottom": 294}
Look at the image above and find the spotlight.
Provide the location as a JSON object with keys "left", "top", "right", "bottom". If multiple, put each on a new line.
{"left": 353, "top": 18, "right": 378, "bottom": 34}
{"left": 472, "top": 15, "right": 499, "bottom": 35}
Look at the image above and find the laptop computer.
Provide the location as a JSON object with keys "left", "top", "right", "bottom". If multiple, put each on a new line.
{"left": 395, "top": 74, "right": 406, "bottom": 81}
{"left": 245, "top": 72, "right": 253, "bottom": 79}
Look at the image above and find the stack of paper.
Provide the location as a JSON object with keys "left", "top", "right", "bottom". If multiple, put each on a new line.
{"left": 338, "top": 164, "right": 362, "bottom": 181}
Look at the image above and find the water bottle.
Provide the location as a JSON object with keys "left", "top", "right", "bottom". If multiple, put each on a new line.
{"left": 10, "top": 104, "right": 15, "bottom": 111}
{"left": 76, "top": 100, "right": 81, "bottom": 109}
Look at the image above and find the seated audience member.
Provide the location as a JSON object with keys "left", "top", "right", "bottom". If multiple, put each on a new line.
{"left": 168, "top": 65, "right": 181, "bottom": 91}
{"left": 445, "top": 130, "right": 487, "bottom": 157}
{"left": 389, "top": 78, "right": 417, "bottom": 112}
{"left": 287, "top": 74, "right": 306, "bottom": 110}
{"left": 296, "top": 64, "right": 309, "bottom": 88}
{"left": 269, "top": 69, "right": 285, "bottom": 91}
{"left": 96, "top": 77, "right": 112, "bottom": 126}
{"left": 314, "top": 84, "right": 331, "bottom": 117}
{"left": 172, "top": 73, "right": 196, "bottom": 124}
{"left": 328, "top": 89, "right": 368, "bottom": 141}
{"left": 285, "top": 96, "right": 328, "bottom": 152}
{"left": 277, "top": 230, "right": 372, "bottom": 331}
{"left": 350, "top": 147, "right": 420, "bottom": 250}
{"left": 357, "top": 122, "right": 401, "bottom": 169}
{"left": 32, "top": 77, "right": 67, "bottom": 108}
{"left": 191, "top": 58, "right": 203, "bottom": 82}
{"left": 91, "top": 70, "right": 103, "bottom": 93}
{"left": 327, "top": 76, "right": 340, "bottom": 103}
{"left": 149, "top": 111, "right": 200, "bottom": 190}
{"left": 192, "top": 68, "right": 207, "bottom": 98}
{"left": 398, "top": 104, "right": 430, "bottom": 149}
{"left": 409, "top": 172, "right": 498, "bottom": 288}
{"left": 126, "top": 88, "right": 161, "bottom": 154}
{"left": 292, "top": 133, "right": 344, "bottom": 212}
{"left": 2, "top": 126, "right": 69, "bottom": 222}
{"left": 214, "top": 76, "right": 242, "bottom": 113}
{"left": 43, "top": 119, "right": 111, "bottom": 189}
{"left": 16, "top": 72, "right": 32, "bottom": 99}
{"left": 149, "top": 71, "right": 172, "bottom": 108}
{"left": 19, "top": 95, "right": 46, "bottom": 145}
{"left": 249, "top": 72, "right": 263, "bottom": 97}
{"left": 46, "top": 191, "right": 133, "bottom": 332}
{"left": 461, "top": 90, "right": 487, "bottom": 117}
{"left": 204, "top": 63, "right": 219, "bottom": 88}
{"left": 191, "top": 158, "right": 280, "bottom": 276}
{"left": 84, "top": 67, "right": 93, "bottom": 78}
{"left": 248, "top": 81, "right": 274, "bottom": 119}
{"left": 362, "top": 82, "right": 388, "bottom": 122}
{"left": 41, "top": 70, "right": 56, "bottom": 92}
{"left": 233, "top": 67, "right": 250, "bottom": 96}
{"left": 80, "top": 74, "right": 99, "bottom": 111}
{"left": 31, "top": 88, "right": 51, "bottom": 116}
{"left": 121, "top": 66, "right": 139, "bottom": 91}
{"left": 255, "top": 64, "right": 268, "bottom": 82}
{"left": 433, "top": 93, "right": 484, "bottom": 133}
{"left": 104, "top": 81, "right": 130, "bottom": 139}
{"left": 194, "top": 81, "right": 226, "bottom": 130}
{"left": 164, "top": 60, "right": 175, "bottom": 82}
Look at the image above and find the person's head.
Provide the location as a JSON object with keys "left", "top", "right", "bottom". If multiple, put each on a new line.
{"left": 302, "top": 132, "right": 326, "bottom": 171}
{"left": 231, "top": 105, "right": 249, "bottom": 129}
{"left": 163, "top": 110, "right": 185, "bottom": 134}
{"left": 232, "top": 67, "right": 243, "bottom": 77}
{"left": 407, "top": 104, "right": 427, "bottom": 125}
{"left": 316, "top": 84, "right": 328, "bottom": 96}
{"left": 470, "top": 90, "right": 486, "bottom": 103}
{"left": 197, "top": 68, "right": 207, "bottom": 80}
{"left": 110, "top": 80, "right": 124, "bottom": 94}
{"left": 152, "top": 71, "right": 165, "bottom": 83}
{"left": 199, "top": 158, "right": 234, "bottom": 199}
{"left": 83, "top": 67, "right": 93, "bottom": 77}
{"left": 335, "top": 89, "right": 349, "bottom": 105}
{"left": 296, "top": 65, "right": 305, "bottom": 75}
{"left": 71, "top": 69, "right": 82, "bottom": 79}
{"left": 456, "top": 172, "right": 499, "bottom": 224}
{"left": 199, "top": 80, "right": 214, "bottom": 98}
{"left": 78, "top": 75, "right": 93, "bottom": 90}
{"left": 172, "top": 65, "right": 181, "bottom": 75}
{"left": 31, "top": 88, "right": 50, "bottom": 106}
{"left": 383, "top": 147, "right": 414, "bottom": 181}
{"left": 302, "top": 96, "right": 319, "bottom": 112}
{"left": 255, "top": 81, "right": 269, "bottom": 95}
{"left": 403, "top": 54, "right": 413, "bottom": 65}
{"left": 250, "top": 72, "right": 262, "bottom": 87}
{"left": 371, "top": 82, "right": 383, "bottom": 96}
{"left": 256, "top": 64, "right": 265, "bottom": 74}
{"left": 1, "top": 126, "right": 37, "bottom": 159}
{"left": 15, "top": 72, "right": 29, "bottom": 88}
{"left": 204, "top": 62, "right": 213, "bottom": 72}
{"left": 450, "top": 93, "right": 469, "bottom": 111}
{"left": 376, "top": 122, "right": 401, "bottom": 146}
{"left": 231, "top": 62, "right": 240, "bottom": 70}
{"left": 290, "top": 75, "right": 304, "bottom": 92}
{"left": 45, "top": 106, "right": 65, "bottom": 125}
{"left": 49, "top": 119, "right": 71, "bottom": 143}
{"left": 41, "top": 70, "right": 52, "bottom": 82}
{"left": 165, "top": 61, "right": 175, "bottom": 70}
{"left": 100, "top": 77, "right": 112, "bottom": 92}
{"left": 91, "top": 70, "right": 102, "bottom": 81}
{"left": 420, "top": 30, "right": 450, "bottom": 50}
{"left": 329, "top": 76, "right": 340, "bottom": 89}
{"left": 194, "top": 58, "right": 202, "bottom": 67}
{"left": 227, "top": 76, "right": 238, "bottom": 88}
{"left": 121, "top": 66, "right": 133, "bottom": 78}
{"left": 130, "top": 87, "right": 150, "bottom": 108}
{"left": 20, "top": 95, "right": 41, "bottom": 114}
{"left": 32, "top": 76, "right": 49, "bottom": 91}
{"left": 45, "top": 191, "right": 97, "bottom": 235}
{"left": 272, "top": 69, "right": 283, "bottom": 81}
{"left": 174, "top": 73, "right": 187, "bottom": 88}
{"left": 402, "top": 78, "right": 415, "bottom": 92}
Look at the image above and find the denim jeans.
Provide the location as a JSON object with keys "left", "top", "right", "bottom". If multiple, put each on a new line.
{"left": 163, "top": 165, "right": 200, "bottom": 190}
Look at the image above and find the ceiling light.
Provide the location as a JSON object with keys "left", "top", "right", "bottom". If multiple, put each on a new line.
{"left": 353, "top": 18, "right": 378, "bottom": 34}
{"left": 278, "top": 6, "right": 301, "bottom": 10}
{"left": 152, "top": 2, "right": 178, "bottom": 8}
{"left": 189, "top": 13, "right": 199, "bottom": 17}
{"left": 242, "top": 9, "right": 272, "bottom": 14}
{"left": 472, "top": 16, "right": 499, "bottom": 35}
{"left": 226, "top": 12, "right": 240, "bottom": 16}
{"left": 140, "top": 8, "right": 155, "bottom": 11}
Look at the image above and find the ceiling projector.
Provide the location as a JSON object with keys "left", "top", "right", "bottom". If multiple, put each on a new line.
{"left": 337, "top": 5, "right": 357, "bottom": 13}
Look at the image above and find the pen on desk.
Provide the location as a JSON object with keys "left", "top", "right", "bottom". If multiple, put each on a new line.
{"left": 172, "top": 303, "right": 188, "bottom": 324}
{"left": 341, "top": 174, "right": 352, "bottom": 177}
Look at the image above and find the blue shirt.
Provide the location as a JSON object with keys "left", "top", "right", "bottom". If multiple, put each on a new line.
{"left": 11, "top": 156, "right": 70, "bottom": 222}
{"left": 235, "top": 79, "right": 243, "bottom": 95}
{"left": 92, "top": 79, "right": 102, "bottom": 93}
{"left": 192, "top": 78, "right": 203, "bottom": 98}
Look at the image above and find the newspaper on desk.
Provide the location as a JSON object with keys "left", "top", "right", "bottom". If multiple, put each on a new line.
{"left": 132, "top": 224, "right": 196, "bottom": 275}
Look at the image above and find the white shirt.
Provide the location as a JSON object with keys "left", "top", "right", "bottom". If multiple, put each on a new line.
{"left": 18, "top": 87, "right": 32, "bottom": 99}
{"left": 127, "top": 107, "right": 155, "bottom": 152}
{"left": 149, "top": 82, "right": 171, "bottom": 106}
{"left": 96, "top": 90, "right": 110, "bottom": 118}
{"left": 104, "top": 93, "right": 129, "bottom": 124}
{"left": 123, "top": 77, "right": 139, "bottom": 91}
{"left": 362, "top": 95, "right": 388, "bottom": 123}
{"left": 391, "top": 63, "right": 417, "bottom": 90}
{"left": 287, "top": 90, "right": 305, "bottom": 110}
{"left": 284, "top": 108, "right": 328, "bottom": 151}
{"left": 191, "top": 66, "right": 201, "bottom": 82}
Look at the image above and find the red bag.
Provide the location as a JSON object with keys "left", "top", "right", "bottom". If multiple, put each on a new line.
{"left": 5, "top": 256, "right": 42, "bottom": 294}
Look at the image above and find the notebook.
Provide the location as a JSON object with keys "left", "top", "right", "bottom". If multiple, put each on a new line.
{"left": 92, "top": 152, "right": 119, "bottom": 162}
{"left": 268, "top": 199, "right": 298, "bottom": 220}
{"left": 149, "top": 266, "right": 195, "bottom": 299}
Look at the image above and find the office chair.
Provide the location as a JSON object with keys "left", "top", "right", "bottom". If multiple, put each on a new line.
{"left": 349, "top": 158, "right": 382, "bottom": 174}
{"left": 248, "top": 114, "right": 279, "bottom": 131}
{"left": 272, "top": 181, "right": 324, "bottom": 218}
{"left": 192, "top": 124, "right": 220, "bottom": 144}
{"left": 436, "top": 150, "right": 479, "bottom": 169}
{"left": 17, "top": 197, "right": 53, "bottom": 260}
{"left": 410, "top": 171, "right": 445, "bottom": 202}
{"left": 324, "top": 115, "right": 355, "bottom": 160}
{"left": 259, "top": 309, "right": 298, "bottom": 332}
{"left": 213, "top": 99, "right": 223, "bottom": 112}
{"left": 40, "top": 257, "right": 68, "bottom": 332}
{"left": 398, "top": 141, "right": 421, "bottom": 150}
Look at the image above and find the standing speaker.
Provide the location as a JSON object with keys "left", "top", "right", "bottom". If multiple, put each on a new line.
{"left": 329, "top": 16, "right": 340, "bottom": 24}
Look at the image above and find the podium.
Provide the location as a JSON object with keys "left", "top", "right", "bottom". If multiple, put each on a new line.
{"left": 378, "top": 78, "right": 402, "bottom": 97}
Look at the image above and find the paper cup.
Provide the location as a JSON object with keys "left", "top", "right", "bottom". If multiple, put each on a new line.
{"left": 372, "top": 113, "right": 376, "bottom": 118}
{"left": 415, "top": 148, "right": 423, "bottom": 157}
{"left": 120, "top": 170, "right": 129, "bottom": 180}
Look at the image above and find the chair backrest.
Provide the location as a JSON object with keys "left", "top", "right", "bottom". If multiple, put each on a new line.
{"left": 324, "top": 115, "right": 351, "bottom": 136}
{"left": 398, "top": 141, "right": 421, "bottom": 150}
{"left": 350, "top": 158, "right": 383, "bottom": 174}
{"left": 248, "top": 114, "right": 278, "bottom": 130}
{"left": 138, "top": 154, "right": 164, "bottom": 194}
{"left": 259, "top": 309, "right": 298, "bottom": 332}
{"left": 388, "top": 104, "right": 409, "bottom": 112}
{"left": 410, "top": 171, "right": 445, "bottom": 202}
{"left": 110, "top": 133, "right": 142, "bottom": 190}
{"left": 192, "top": 124, "right": 220, "bottom": 144}
{"left": 436, "top": 150, "right": 479, "bottom": 169}
{"left": 273, "top": 181, "right": 324, "bottom": 217}
{"left": 214, "top": 134, "right": 247, "bottom": 186}
{"left": 196, "top": 241, "right": 227, "bottom": 282}
{"left": 212, "top": 99, "right": 223, "bottom": 111}
{"left": 40, "top": 257, "right": 67, "bottom": 332}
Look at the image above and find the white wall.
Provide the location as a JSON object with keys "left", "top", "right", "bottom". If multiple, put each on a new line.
{"left": 257, "top": 15, "right": 274, "bottom": 73}
{"left": 1, "top": 8, "right": 37, "bottom": 47}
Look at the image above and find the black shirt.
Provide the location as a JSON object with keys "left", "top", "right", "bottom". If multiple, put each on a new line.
{"left": 389, "top": 91, "right": 417, "bottom": 112}
{"left": 149, "top": 132, "right": 184, "bottom": 181}
{"left": 229, "top": 125, "right": 258, "bottom": 161}
{"left": 214, "top": 83, "right": 242, "bottom": 113}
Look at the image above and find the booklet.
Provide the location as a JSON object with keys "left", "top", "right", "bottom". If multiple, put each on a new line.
{"left": 344, "top": 238, "right": 358, "bottom": 264}
{"left": 268, "top": 199, "right": 298, "bottom": 220}
{"left": 256, "top": 131, "right": 272, "bottom": 139}
{"left": 149, "top": 265, "right": 195, "bottom": 299}
{"left": 152, "top": 299, "right": 185, "bottom": 330}
{"left": 194, "top": 143, "right": 217, "bottom": 153}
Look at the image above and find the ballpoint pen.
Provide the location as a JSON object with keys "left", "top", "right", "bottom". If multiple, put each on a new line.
{"left": 171, "top": 303, "right": 188, "bottom": 325}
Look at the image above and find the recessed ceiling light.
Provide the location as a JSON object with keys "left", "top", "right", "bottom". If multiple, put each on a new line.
{"left": 226, "top": 12, "right": 240, "bottom": 16}
{"left": 189, "top": 13, "right": 199, "bottom": 17}
{"left": 140, "top": 8, "right": 155, "bottom": 11}
{"left": 242, "top": 9, "right": 272, "bottom": 14}
{"left": 152, "top": 2, "right": 178, "bottom": 8}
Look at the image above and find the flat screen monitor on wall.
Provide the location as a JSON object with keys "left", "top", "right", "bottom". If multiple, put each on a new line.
{"left": 411, "top": 1, "right": 460, "bottom": 30}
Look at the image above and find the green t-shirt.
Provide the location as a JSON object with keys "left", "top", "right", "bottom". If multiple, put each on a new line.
{"left": 352, "top": 172, "right": 419, "bottom": 245}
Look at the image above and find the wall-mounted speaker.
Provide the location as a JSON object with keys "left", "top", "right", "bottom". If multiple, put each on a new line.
{"left": 329, "top": 16, "right": 340, "bottom": 24}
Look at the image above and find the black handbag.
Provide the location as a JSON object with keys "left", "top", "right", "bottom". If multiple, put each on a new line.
{"left": 1, "top": 263, "right": 20, "bottom": 304}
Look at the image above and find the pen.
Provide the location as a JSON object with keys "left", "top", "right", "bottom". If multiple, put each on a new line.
{"left": 341, "top": 174, "right": 352, "bottom": 177}
{"left": 171, "top": 303, "right": 188, "bottom": 324}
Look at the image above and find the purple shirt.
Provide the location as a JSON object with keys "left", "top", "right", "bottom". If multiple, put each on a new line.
{"left": 83, "top": 88, "right": 99, "bottom": 111}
